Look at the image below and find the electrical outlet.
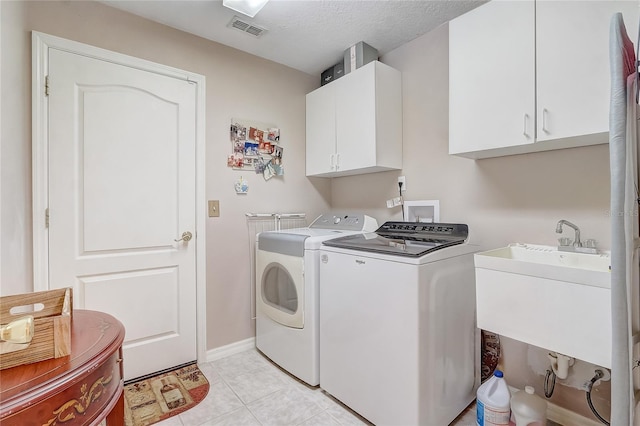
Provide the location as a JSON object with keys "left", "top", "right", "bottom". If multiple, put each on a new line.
{"left": 208, "top": 200, "right": 220, "bottom": 217}
{"left": 398, "top": 176, "right": 406, "bottom": 192}
{"left": 386, "top": 197, "right": 403, "bottom": 208}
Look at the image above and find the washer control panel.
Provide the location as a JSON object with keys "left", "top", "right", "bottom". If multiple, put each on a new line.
{"left": 309, "top": 214, "right": 378, "bottom": 232}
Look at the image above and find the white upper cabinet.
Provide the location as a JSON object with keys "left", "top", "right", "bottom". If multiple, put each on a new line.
{"left": 449, "top": 0, "right": 639, "bottom": 159}
{"left": 306, "top": 82, "right": 337, "bottom": 177}
{"left": 536, "top": 1, "right": 625, "bottom": 143}
{"left": 306, "top": 61, "right": 402, "bottom": 177}
{"left": 449, "top": 0, "right": 535, "bottom": 157}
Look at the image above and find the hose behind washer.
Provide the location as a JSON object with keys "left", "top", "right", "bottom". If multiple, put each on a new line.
{"left": 544, "top": 369, "right": 556, "bottom": 398}
{"left": 586, "top": 370, "right": 609, "bottom": 425}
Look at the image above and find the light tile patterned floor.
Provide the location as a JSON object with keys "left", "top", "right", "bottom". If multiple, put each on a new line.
{"left": 154, "top": 348, "right": 479, "bottom": 426}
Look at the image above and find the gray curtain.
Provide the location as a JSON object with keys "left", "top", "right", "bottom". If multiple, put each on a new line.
{"left": 609, "top": 12, "right": 638, "bottom": 426}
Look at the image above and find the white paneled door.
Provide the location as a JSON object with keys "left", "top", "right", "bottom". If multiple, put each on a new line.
{"left": 47, "top": 48, "right": 197, "bottom": 380}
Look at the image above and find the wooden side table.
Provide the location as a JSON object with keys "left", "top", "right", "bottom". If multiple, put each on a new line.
{"left": 0, "top": 310, "right": 125, "bottom": 426}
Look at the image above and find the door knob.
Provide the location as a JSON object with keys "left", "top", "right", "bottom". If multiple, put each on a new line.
{"left": 174, "top": 231, "right": 193, "bottom": 242}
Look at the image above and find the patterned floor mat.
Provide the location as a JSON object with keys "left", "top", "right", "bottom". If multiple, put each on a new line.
{"left": 124, "top": 363, "right": 209, "bottom": 426}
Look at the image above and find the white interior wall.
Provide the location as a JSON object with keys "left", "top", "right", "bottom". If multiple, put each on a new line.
{"left": 0, "top": 0, "right": 331, "bottom": 349}
{"left": 332, "top": 25, "right": 610, "bottom": 251}
{"left": 1, "top": 1, "right": 32, "bottom": 297}
{"left": 0, "top": 1, "right": 3, "bottom": 291}
{"left": 0, "top": 1, "right": 612, "bottom": 419}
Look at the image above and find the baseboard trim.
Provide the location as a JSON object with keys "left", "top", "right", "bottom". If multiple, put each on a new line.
{"left": 206, "top": 337, "right": 255, "bottom": 362}
{"left": 547, "top": 401, "right": 602, "bottom": 426}
{"left": 509, "top": 386, "right": 602, "bottom": 426}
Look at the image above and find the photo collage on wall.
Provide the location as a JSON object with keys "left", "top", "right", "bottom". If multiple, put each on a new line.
{"left": 227, "top": 119, "right": 283, "bottom": 181}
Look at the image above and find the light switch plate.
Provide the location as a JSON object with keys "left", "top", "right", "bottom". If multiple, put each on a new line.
{"left": 208, "top": 200, "right": 220, "bottom": 217}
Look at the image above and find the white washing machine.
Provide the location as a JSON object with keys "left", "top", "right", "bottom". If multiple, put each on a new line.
{"left": 255, "top": 213, "right": 378, "bottom": 386}
{"left": 319, "top": 222, "right": 480, "bottom": 426}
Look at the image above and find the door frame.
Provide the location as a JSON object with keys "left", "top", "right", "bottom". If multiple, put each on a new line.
{"left": 31, "top": 31, "right": 208, "bottom": 364}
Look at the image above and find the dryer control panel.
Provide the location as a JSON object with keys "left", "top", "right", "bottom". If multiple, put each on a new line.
{"left": 309, "top": 214, "right": 378, "bottom": 232}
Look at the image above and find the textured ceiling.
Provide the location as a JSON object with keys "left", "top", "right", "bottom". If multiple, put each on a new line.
{"left": 100, "top": 0, "right": 485, "bottom": 76}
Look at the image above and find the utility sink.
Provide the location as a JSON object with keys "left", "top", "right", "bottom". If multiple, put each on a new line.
{"left": 474, "top": 243, "right": 611, "bottom": 368}
{"left": 476, "top": 243, "right": 610, "bottom": 288}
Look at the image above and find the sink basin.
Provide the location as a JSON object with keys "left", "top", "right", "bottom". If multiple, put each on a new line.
{"left": 476, "top": 243, "right": 610, "bottom": 288}
{"left": 474, "top": 243, "right": 611, "bottom": 368}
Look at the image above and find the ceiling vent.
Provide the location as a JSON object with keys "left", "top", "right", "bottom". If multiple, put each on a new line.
{"left": 228, "top": 16, "right": 267, "bottom": 37}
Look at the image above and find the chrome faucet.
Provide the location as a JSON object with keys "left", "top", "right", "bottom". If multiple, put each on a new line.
{"left": 555, "top": 219, "right": 581, "bottom": 247}
{"left": 555, "top": 220, "right": 598, "bottom": 254}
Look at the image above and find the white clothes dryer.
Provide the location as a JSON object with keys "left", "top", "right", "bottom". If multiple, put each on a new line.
{"left": 255, "top": 213, "right": 377, "bottom": 386}
{"left": 319, "top": 222, "right": 481, "bottom": 425}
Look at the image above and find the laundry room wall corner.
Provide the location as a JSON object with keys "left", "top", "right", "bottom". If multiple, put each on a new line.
{"left": 0, "top": 1, "right": 331, "bottom": 357}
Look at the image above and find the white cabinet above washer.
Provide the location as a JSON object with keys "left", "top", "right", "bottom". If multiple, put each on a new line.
{"left": 305, "top": 61, "right": 402, "bottom": 177}
{"left": 448, "top": 0, "right": 639, "bottom": 159}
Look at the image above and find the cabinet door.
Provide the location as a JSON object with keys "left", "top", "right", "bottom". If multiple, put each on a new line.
{"left": 305, "top": 83, "right": 337, "bottom": 176}
{"left": 449, "top": 0, "right": 535, "bottom": 156}
{"left": 536, "top": 1, "right": 639, "bottom": 143}
{"left": 335, "top": 63, "right": 377, "bottom": 172}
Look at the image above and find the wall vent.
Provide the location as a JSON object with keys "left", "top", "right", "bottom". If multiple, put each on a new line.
{"left": 228, "top": 16, "right": 267, "bottom": 37}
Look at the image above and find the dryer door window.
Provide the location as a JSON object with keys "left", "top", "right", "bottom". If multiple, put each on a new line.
{"left": 262, "top": 263, "right": 298, "bottom": 314}
{"left": 256, "top": 250, "right": 304, "bottom": 329}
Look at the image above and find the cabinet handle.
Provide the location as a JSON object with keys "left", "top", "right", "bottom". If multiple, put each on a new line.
{"left": 330, "top": 154, "right": 335, "bottom": 170}
{"left": 523, "top": 113, "right": 529, "bottom": 138}
{"left": 335, "top": 153, "right": 340, "bottom": 170}
{"left": 542, "top": 108, "right": 549, "bottom": 133}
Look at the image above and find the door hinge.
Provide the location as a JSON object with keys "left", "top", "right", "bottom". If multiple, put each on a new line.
{"left": 45, "top": 76, "right": 49, "bottom": 97}
{"left": 45, "top": 208, "right": 49, "bottom": 228}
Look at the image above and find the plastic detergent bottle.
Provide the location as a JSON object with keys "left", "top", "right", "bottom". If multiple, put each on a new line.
{"left": 510, "top": 386, "right": 547, "bottom": 426}
{"left": 477, "top": 370, "right": 511, "bottom": 426}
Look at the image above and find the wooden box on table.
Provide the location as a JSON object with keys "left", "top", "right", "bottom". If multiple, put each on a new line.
{"left": 0, "top": 288, "right": 72, "bottom": 370}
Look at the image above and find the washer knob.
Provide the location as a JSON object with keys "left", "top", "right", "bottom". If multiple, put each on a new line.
{"left": 333, "top": 216, "right": 341, "bottom": 224}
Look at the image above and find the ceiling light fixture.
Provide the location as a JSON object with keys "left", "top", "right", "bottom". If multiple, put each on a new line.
{"left": 222, "top": 0, "right": 269, "bottom": 18}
